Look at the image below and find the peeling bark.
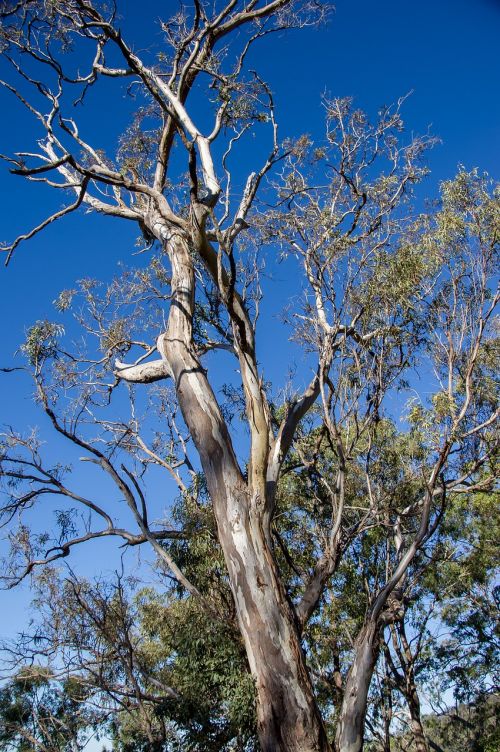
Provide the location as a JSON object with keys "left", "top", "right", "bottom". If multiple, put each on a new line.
{"left": 160, "top": 231, "right": 330, "bottom": 752}
{"left": 221, "top": 505, "right": 331, "bottom": 752}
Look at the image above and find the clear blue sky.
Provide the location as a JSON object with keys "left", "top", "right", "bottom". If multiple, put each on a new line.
{"left": 0, "top": 1, "right": 499, "bottom": 744}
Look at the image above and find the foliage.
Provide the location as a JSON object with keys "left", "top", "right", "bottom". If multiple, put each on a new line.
{"left": 0, "top": 667, "right": 99, "bottom": 751}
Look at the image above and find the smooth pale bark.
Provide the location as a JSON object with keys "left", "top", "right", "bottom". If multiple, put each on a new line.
{"left": 336, "top": 621, "right": 381, "bottom": 752}
{"left": 160, "top": 231, "right": 330, "bottom": 752}
{"left": 218, "top": 505, "right": 330, "bottom": 751}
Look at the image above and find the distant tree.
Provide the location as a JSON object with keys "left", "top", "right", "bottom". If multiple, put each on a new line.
{"left": 423, "top": 694, "right": 500, "bottom": 752}
{"left": 0, "top": 3, "right": 498, "bottom": 751}
{"left": 370, "top": 487, "right": 499, "bottom": 751}
{"left": 428, "top": 493, "right": 499, "bottom": 707}
{"left": 13, "top": 568, "right": 257, "bottom": 751}
{"left": 0, "top": 666, "right": 99, "bottom": 751}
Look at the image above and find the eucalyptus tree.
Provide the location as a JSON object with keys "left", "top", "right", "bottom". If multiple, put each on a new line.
{"left": 0, "top": 665, "right": 99, "bottom": 751}
{"left": 4, "top": 567, "right": 257, "bottom": 751}
{"left": 0, "top": 3, "right": 498, "bottom": 752}
{"left": 366, "top": 482, "right": 500, "bottom": 752}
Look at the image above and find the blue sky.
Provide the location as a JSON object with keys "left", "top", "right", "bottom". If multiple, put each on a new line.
{"left": 0, "top": 0, "right": 499, "bottom": 746}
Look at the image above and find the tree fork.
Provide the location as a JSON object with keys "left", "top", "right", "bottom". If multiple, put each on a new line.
{"left": 161, "top": 232, "right": 330, "bottom": 752}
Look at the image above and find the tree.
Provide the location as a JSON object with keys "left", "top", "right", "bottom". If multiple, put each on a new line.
{"left": 0, "top": 3, "right": 498, "bottom": 751}
{"left": 5, "top": 568, "right": 257, "bottom": 751}
{"left": 0, "top": 665, "right": 100, "bottom": 751}
{"left": 367, "top": 485, "right": 500, "bottom": 752}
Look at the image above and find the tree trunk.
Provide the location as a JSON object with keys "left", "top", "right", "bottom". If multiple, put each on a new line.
{"left": 219, "top": 502, "right": 331, "bottom": 751}
{"left": 396, "top": 622, "right": 429, "bottom": 752}
{"left": 406, "top": 684, "right": 428, "bottom": 752}
{"left": 161, "top": 233, "right": 330, "bottom": 752}
{"left": 336, "top": 621, "right": 381, "bottom": 752}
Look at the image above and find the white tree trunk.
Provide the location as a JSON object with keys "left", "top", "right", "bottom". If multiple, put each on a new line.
{"left": 161, "top": 233, "right": 330, "bottom": 752}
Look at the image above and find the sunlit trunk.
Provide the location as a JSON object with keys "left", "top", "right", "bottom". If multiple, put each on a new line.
{"left": 219, "top": 502, "right": 331, "bottom": 752}
{"left": 162, "top": 234, "right": 330, "bottom": 751}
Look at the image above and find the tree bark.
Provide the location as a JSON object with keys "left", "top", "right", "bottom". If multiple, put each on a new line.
{"left": 395, "top": 622, "right": 429, "bottom": 752}
{"left": 406, "top": 686, "right": 429, "bottom": 752}
{"left": 161, "top": 231, "right": 330, "bottom": 752}
{"left": 219, "top": 504, "right": 331, "bottom": 751}
{"left": 336, "top": 621, "right": 381, "bottom": 752}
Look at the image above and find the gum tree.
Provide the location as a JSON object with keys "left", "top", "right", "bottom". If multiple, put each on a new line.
{"left": 0, "top": 3, "right": 498, "bottom": 751}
